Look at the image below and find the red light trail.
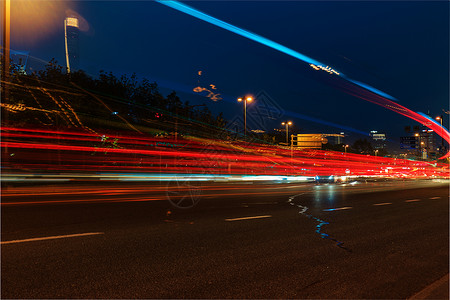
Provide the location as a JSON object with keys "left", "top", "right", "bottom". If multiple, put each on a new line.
{"left": 1, "top": 127, "right": 448, "bottom": 180}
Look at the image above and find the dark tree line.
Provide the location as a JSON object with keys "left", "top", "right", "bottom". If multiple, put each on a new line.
{"left": 323, "top": 138, "right": 388, "bottom": 156}
{"left": 2, "top": 59, "right": 227, "bottom": 139}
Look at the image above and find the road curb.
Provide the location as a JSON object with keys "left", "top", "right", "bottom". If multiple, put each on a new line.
{"left": 409, "top": 274, "right": 449, "bottom": 300}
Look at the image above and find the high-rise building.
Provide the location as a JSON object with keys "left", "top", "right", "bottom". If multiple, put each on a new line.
{"left": 370, "top": 130, "right": 386, "bottom": 149}
{"left": 64, "top": 17, "right": 79, "bottom": 73}
{"left": 418, "top": 129, "right": 437, "bottom": 159}
{"left": 400, "top": 128, "right": 437, "bottom": 160}
{"left": 400, "top": 136, "right": 417, "bottom": 151}
{"left": 10, "top": 50, "right": 29, "bottom": 74}
{"left": 327, "top": 133, "right": 345, "bottom": 145}
{"left": 291, "top": 133, "right": 345, "bottom": 149}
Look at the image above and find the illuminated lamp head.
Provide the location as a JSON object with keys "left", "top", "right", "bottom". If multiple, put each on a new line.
{"left": 65, "top": 17, "right": 79, "bottom": 28}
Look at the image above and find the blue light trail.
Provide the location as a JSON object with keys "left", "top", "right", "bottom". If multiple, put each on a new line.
{"left": 417, "top": 112, "right": 448, "bottom": 130}
{"left": 156, "top": 0, "right": 398, "bottom": 102}
{"left": 157, "top": 0, "right": 450, "bottom": 159}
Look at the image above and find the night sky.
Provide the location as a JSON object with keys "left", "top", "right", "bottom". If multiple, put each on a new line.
{"left": 11, "top": 1, "right": 449, "bottom": 147}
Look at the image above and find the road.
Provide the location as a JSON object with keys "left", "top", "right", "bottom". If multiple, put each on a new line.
{"left": 1, "top": 179, "right": 448, "bottom": 298}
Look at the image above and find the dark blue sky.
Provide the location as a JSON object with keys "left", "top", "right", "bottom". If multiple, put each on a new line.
{"left": 13, "top": 1, "right": 449, "bottom": 146}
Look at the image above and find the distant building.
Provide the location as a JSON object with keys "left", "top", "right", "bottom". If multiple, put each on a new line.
{"left": 292, "top": 134, "right": 326, "bottom": 149}
{"left": 10, "top": 50, "right": 29, "bottom": 74}
{"left": 400, "top": 136, "right": 417, "bottom": 151}
{"left": 370, "top": 131, "right": 386, "bottom": 149}
{"left": 419, "top": 129, "right": 437, "bottom": 159}
{"left": 64, "top": 17, "right": 79, "bottom": 73}
{"left": 251, "top": 129, "right": 265, "bottom": 134}
{"left": 326, "top": 133, "right": 346, "bottom": 145}
{"left": 400, "top": 128, "right": 437, "bottom": 159}
{"left": 291, "top": 133, "right": 345, "bottom": 149}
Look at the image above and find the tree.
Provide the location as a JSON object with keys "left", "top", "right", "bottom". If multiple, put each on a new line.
{"left": 38, "top": 58, "right": 68, "bottom": 85}
{"left": 3, "top": 58, "right": 231, "bottom": 139}
{"left": 352, "top": 138, "right": 373, "bottom": 154}
{"left": 323, "top": 143, "right": 346, "bottom": 152}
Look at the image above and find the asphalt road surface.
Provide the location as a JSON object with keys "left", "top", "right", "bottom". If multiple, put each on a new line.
{"left": 2, "top": 179, "right": 449, "bottom": 298}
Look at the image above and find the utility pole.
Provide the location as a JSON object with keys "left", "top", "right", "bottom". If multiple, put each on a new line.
{"left": 281, "top": 121, "right": 292, "bottom": 145}
{"left": 2, "top": 0, "right": 10, "bottom": 156}
{"left": 436, "top": 115, "right": 444, "bottom": 154}
{"left": 2, "top": 0, "right": 10, "bottom": 101}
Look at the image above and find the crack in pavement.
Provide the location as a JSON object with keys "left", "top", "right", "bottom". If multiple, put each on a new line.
{"left": 288, "top": 193, "right": 352, "bottom": 252}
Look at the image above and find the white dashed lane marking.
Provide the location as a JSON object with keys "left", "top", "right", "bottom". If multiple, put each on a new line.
{"left": 1, "top": 232, "right": 104, "bottom": 245}
{"left": 225, "top": 215, "right": 272, "bottom": 222}
{"left": 373, "top": 202, "right": 392, "bottom": 206}
{"left": 405, "top": 199, "right": 421, "bottom": 203}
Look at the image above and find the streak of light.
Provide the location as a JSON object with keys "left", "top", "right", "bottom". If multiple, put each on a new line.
{"left": 2, "top": 127, "right": 448, "bottom": 180}
{"left": 1, "top": 178, "right": 71, "bottom": 182}
{"left": 156, "top": 1, "right": 450, "bottom": 158}
{"left": 193, "top": 85, "right": 222, "bottom": 101}
{"left": 310, "top": 64, "right": 340, "bottom": 75}
{"left": 404, "top": 199, "right": 420, "bottom": 202}
{"left": 225, "top": 215, "right": 272, "bottom": 221}
{"left": 328, "top": 75, "right": 450, "bottom": 159}
{"left": 1, "top": 232, "right": 104, "bottom": 245}
{"left": 241, "top": 202, "right": 278, "bottom": 205}
{"left": 373, "top": 202, "right": 392, "bottom": 206}
{"left": 1, "top": 196, "right": 164, "bottom": 206}
{"left": 2, "top": 190, "right": 306, "bottom": 206}
{"left": 1, "top": 188, "right": 153, "bottom": 197}
{"left": 323, "top": 207, "right": 352, "bottom": 211}
{"left": 156, "top": 0, "right": 396, "bottom": 102}
{"left": 429, "top": 197, "right": 441, "bottom": 199}
{"left": 0, "top": 184, "right": 315, "bottom": 199}
{"left": 70, "top": 82, "right": 142, "bottom": 133}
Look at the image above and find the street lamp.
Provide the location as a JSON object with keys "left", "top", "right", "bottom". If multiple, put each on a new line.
{"left": 436, "top": 115, "right": 444, "bottom": 153}
{"left": 414, "top": 133, "right": 420, "bottom": 157}
{"left": 343, "top": 144, "right": 349, "bottom": 154}
{"left": 420, "top": 141, "right": 426, "bottom": 159}
{"left": 237, "top": 96, "right": 252, "bottom": 137}
{"left": 281, "top": 121, "right": 292, "bottom": 146}
{"left": 2, "top": 0, "right": 10, "bottom": 93}
{"left": 2, "top": 0, "right": 10, "bottom": 155}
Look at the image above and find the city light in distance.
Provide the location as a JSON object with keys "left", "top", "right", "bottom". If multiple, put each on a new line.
{"left": 1, "top": 127, "right": 448, "bottom": 181}
{"left": 309, "top": 64, "right": 340, "bottom": 75}
{"left": 65, "top": 17, "right": 79, "bottom": 28}
{"left": 238, "top": 96, "right": 253, "bottom": 102}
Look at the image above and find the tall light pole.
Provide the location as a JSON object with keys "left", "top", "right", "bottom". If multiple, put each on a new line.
{"left": 2, "top": 0, "right": 10, "bottom": 156}
{"left": 414, "top": 133, "right": 420, "bottom": 157}
{"left": 344, "top": 144, "right": 349, "bottom": 154}
{"left": 2, "top": 0, "right": 11, "bottom": 101}
{"left": 420, "top": 141, "right": 426, "bottom": 160}
{"left": 436, "top": 115, "right": 444, "bottom": 153}
{"left": 281, "top": 121, "right": 292, "bottom": 146}
{"left": 237, "top": 96, "right": 252, "bottom": 138}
